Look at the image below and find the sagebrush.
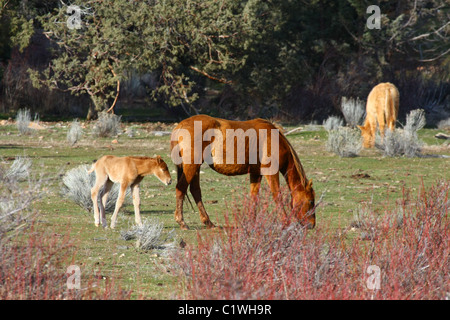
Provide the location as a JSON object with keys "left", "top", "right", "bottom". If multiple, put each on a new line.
{"left": 61, "top": 164, "right": 129, "bottom": 213}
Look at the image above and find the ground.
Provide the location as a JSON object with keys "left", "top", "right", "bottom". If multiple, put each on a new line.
{"left": 0, "top": 119, "right": 449, "bottom": 298}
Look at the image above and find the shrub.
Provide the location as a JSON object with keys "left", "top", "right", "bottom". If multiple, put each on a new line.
{"left": 437, "top": 117, "right": 450, "bottom": 130}
{"left": 326, "top": 126, "right": 362, "bottom": 157}
{"left": 92, "top": 112, "right": 122, "bottom": 137}
{"left": 340, "top": 96, "right": 366, "bottom": 128}
{"left": 377, "top": 109, "right": 426, "bottom": 157}
{"left": 173, "top": 181, "right": 449, "bottom": 300}
{"left": 323, "top": 116, "right": 344, "bottom": 132}
{"left": 4, "top": 157, "right": 32, "bottom": 182}
{"left": 121, "top": 218, "right": 177, "bottom": 252}
{"left": 15, "top": 108, "right": 32, "bottom": 135}
{"left": 0, "top": 160, "right": 131, "bottom": 300}
{"left": 67, "top": 119, "right": 83, "bottom": 146}
{"left": 0, "top": 158, "right": 41, "bottom": 239}
{"left": 61, "top": 164, "right": 129, "bottom": 213}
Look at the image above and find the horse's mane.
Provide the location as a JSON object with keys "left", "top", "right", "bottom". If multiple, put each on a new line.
{"left": 258, "top": 119, "right": 307, "bottom": 187}
{"left": 278, "top": 129, "right": 307, "bottom": 187}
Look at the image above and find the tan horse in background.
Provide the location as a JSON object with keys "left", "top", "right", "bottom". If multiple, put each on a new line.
{"left": 358, "top": 82, "right": 400, "bottom": 148}
{"left": 170, "top": 114, "right": 315, "bottom": 230}
{"left": 88, "top": 155, "right": 172, "bottom": 228}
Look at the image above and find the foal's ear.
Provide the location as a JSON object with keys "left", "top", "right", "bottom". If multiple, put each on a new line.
{"left": 306, "top": 179, "right": 313, "bottom": 190}
{"left": 156, "top": 155, "right": 162, "bottom": 163}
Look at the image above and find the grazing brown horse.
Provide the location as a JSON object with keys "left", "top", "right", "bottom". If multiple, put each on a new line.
{"left": 170, "top": 114, "right": 315, "bottom": 230}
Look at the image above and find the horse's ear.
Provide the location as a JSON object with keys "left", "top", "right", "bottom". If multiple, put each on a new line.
{"left": 307, "top": 179, "right": 313, "bottom": 190}
{"left": 357, "top": 125, "right": 363, "bottom": 131}
{"left": 156, "top": 155, "right": 162, "bottom": 163}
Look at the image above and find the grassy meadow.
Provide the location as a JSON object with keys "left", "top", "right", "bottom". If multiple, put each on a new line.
{"left": 0, "top": 119, "right": 449, "bottom": 299}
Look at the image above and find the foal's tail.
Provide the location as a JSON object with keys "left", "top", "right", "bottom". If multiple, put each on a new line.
{"left": 86, "top": 160, "right": 97, "bottom": 174}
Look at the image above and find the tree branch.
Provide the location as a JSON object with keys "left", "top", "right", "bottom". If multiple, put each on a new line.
{"left": 189, "top": 66, "right": 232, "bottom": 84}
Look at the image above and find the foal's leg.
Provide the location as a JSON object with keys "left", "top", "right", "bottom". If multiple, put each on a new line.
{"left": 110, "top": 183, "right": 128, "bottom": 229}
{"left": 99, "top": 179, "right": 113, "bottom": 228}
{"left": 130, "top": 180, "right": 143, "bottom": 226}
{"left": 91, "top": 173, "right": 107, "bottom": 227}
{"left": 189, "top": 171, "right": 214, "bottom": 228}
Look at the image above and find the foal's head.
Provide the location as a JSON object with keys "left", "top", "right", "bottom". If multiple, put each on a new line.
{"left": 153, "top": 156, "right": 172, "bottom": 186}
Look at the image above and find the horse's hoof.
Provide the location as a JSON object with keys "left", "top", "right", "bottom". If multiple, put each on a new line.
{"left": 205, "top": 221, "right": 216, "bottom": 229}
{"left": 180, "top": 224, "right": 190, "bottom": 230}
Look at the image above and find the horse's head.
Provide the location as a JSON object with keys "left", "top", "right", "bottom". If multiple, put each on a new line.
{"left": 357, "top": 125, "right": 373, "bottom": 148}
{"left": 154, "top": 155, "right": 172, "bottom": 186}
{"left": 293, "top": 179, "right": 316, "bottom": 229}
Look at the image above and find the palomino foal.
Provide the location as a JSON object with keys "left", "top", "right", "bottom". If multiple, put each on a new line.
{"left": 88, "top": 155, "right": 172, "bottom": 228}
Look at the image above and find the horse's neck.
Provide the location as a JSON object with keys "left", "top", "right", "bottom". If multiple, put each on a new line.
{"left": 133, "top": 158, "right": 156, "bottom": 176}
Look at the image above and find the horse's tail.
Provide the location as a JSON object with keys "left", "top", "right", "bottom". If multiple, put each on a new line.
{"left": 384, "top": 87, "right": 390, "bottom": 127}
{"left": 176, "top": 164, "right": 196, "bottom": 213}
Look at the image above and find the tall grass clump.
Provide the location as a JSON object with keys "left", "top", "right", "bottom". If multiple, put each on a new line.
{"left": 323, "top": 115, "right": 344, "bottom": 132}
{"left": 326, "top": 126, "right": 362, "bottom": 157}
{"left": 67, "top": 119, "right": 83, "bottom": 146}
{"left": 341, "top": 97, "right": 366, "bottom": 128}
{"left": 173, "top": 182, "right": 449, "bottom": 300}
{"left": 15, "top": 108, "right": 32, "bottom": 135}
{"left": 61, "top": 164, "right": 129, "bottom": 213}
{"left": 377, "top": 109, "right": 426, "bottom": 157}
{"left": 92, "top": 111, "right": 122, "bottom": 137}
{"left": 3, "top": 157, "right": 32, "bottom": 182}
{"left": 0, "top": 158, "right": 39, "bottom": 239}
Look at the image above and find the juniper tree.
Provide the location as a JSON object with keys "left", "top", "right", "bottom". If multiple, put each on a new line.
{"left": 28, "top": 0, "right": 245, "bottom": 119}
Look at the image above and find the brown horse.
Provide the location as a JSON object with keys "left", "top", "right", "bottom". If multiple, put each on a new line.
{"left": 170, "top": 114, "right": 315, "bottom": 230}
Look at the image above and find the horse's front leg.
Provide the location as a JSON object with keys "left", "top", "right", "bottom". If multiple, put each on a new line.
{"left": 264, "top": 173, "right": 288, "bottom": 222}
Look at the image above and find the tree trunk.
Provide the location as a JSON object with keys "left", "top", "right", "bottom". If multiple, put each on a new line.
{"left": 86, "top": 94, "right": 107, "bottom": 120}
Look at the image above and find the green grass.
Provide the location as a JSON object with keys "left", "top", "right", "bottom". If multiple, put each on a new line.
{"left": 1, "top": 120, "right": 449, "bottom": 298}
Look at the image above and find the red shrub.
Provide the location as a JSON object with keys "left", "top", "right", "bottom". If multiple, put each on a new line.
{"left": 174, "top": 181, "right": 449, "bottom": 300}
{"left": 0, "top": 222, "right": 131, "bottom": 300}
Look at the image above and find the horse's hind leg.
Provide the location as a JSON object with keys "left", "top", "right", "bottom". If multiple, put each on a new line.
{"left": 99, "top": 179, "right": 113, "bottom": 228}
{"left": 174, "top": 165, "right": 190, "bottom": 230}
{"left": 190, "top": 171, "right": 215, "bottom": 228}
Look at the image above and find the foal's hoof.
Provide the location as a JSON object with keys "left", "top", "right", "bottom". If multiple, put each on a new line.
{"left": 179, "top": 223, "right": 190, "bottom": 230}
